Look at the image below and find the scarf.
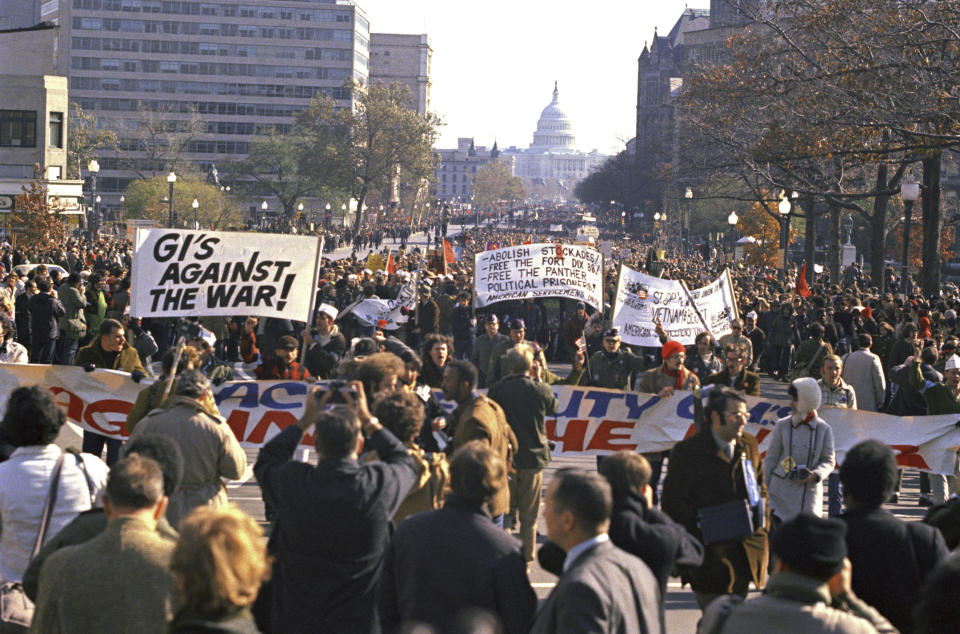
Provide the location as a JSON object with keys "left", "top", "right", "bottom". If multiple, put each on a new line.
{"left": 663, "top": 364, "right": 685, "bottom": 390}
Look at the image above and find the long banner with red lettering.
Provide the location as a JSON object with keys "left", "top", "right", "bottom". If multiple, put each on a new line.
{"left": 2, "top": 365, "right": 958, "bottom": 473}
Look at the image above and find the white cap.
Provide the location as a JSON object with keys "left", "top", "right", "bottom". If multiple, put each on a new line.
{"left": 746, "top": 311, "right": 758, "bottom": 319}
{"left": 946, "top": 355, "right": 960, "bottom": 371}
{"left": 318, "top": 303, "right": 338, "bottom": 320}
{"left": 363, "top": 268, "right": 373, "bottom": 274}
{"left": 347, "top": 274, "right": 358, "bottom": 281}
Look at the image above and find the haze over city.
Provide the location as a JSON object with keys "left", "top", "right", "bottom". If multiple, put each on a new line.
{"left": 355, "top": 0, "right": 710, "bottom": 154}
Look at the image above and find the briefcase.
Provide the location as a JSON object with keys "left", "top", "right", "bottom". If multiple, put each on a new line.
{"left": 697, "top": 499, "right": 755, "bottom": 544}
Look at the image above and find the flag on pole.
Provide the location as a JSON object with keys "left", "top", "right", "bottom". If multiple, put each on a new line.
{"left": 443, "top": 239, "right": 456, "bottom": 264}
{"left": 796, "top": 261, "right": 811, "bottom": 298}
{"left": 386, "top": 252, "right": 396, "bottom": 274}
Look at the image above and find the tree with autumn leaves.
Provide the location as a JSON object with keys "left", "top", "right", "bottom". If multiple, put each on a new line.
{"left": 12, "top": 164, "right": 67, "bottom": 250}
{"left": 677, "top": 0, "right": 960, "bottom": 293}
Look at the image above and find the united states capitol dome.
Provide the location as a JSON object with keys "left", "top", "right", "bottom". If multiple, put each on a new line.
{"left": 530, "top": 81, "right": 576, "bottom": 154}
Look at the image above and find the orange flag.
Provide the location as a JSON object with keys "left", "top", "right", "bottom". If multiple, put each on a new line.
{"left": 386, "top": 252, "right": 396, "bottom": 274}
{"left": 796, "top": 261, "right": 811, "bottom": 298}
{"left": 443, "top": 239, "right": 456, "bottom": 264}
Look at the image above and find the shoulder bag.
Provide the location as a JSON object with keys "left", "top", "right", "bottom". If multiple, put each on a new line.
{"left": 0, "top": 452, "right": 66, "bottom": 633}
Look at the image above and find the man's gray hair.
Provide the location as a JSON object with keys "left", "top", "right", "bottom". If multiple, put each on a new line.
{"left": 505, "top": 344, "right": 534, "bottom": 375}
{"left": 175, "top": 369, "right": 211, "bottom": 398}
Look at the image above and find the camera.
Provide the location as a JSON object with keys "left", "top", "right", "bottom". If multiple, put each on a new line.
{"left": 786, "top": 465, "right": 811, "bottom": 481}
{"left": 316, "top": 379, "right": 357, "bottom": 405}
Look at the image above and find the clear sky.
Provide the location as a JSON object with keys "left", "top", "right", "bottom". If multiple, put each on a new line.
{"left": 354, "top": 0, "right": 710, "bottom": 155}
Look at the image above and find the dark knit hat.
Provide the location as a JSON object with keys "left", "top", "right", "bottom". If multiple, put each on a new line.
{"left": 508, "top": 317, "right": 525, "bottom": 330}
{"left": 772, "top": 513, "right": 847, "bottom": 579}
{"left": 602, "top": 328, "right": 620, "bottom": 339}
{"left": 661, "top": 340, "right": 685, "bottom": 360}
{"left": 277, "top": 335, "right": 299, "bottom": 350}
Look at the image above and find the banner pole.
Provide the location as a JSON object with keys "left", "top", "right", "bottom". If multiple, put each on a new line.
{"left": 680, "top": 280, "right": 714, "bottom": 342}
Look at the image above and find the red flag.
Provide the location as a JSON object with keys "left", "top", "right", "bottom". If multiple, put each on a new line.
{"left": 443, "top": 239, "right": 456, "bottom": 264}
{"left": 385, "top": 252, "right": 395, "bottom": 274}
{"left": 796, "top": 262, "right": 811, "bottom": 298}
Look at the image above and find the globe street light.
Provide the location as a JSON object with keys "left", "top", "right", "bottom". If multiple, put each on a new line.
{"left": 778, "top": 192, "right": 792, "bottom": 277}
{"left": 261, "top": 200, "right": 268, "bottom": 231}
{"left": 728, "top": 211, "right": 739, "bottom": 259}
{"left": 87, "top": 160, "right": 100, "bottom": 238}
{"left": 192, "top": 198, "right": 199, "bottom": 229}
{"left": 298, "top": 202, "right": 305, "bottom": 230}
{"left": 166, "top": 171, "right": 177, "bottom": 228}
{"left": 901, "top": 180, "right": 920, "bottom": 297}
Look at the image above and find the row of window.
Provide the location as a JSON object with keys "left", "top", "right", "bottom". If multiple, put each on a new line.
{"left": 187, "top": 139, "right": 250, "bottom": 154}
{"left": 439, "top": 173, "right": 475, "bottom": 183}
{"left": 71, "top": 76, "right": 348, "bottom": 98}
{"left": 72, "top": 17, "right": 356, "bottom": 42}
{"left": 436, "top": 184, "right": 472, "bottom": 195}
{"left": 73, "top": 95, "right": 347, "bottom": 116}
{"left": 71, "top": 36, "right": 353, "bottom": 61}
{"left": 71, "top": 56, "right": 352, "bottom": 81}
{"left": 439, "top": 163, "right": 478, "bottom": 172}
{"left": 0, "top": 111, "right": 63, "bottom": 149}
{"left": 72, "top": 0, "right": 363, "bottom": 29}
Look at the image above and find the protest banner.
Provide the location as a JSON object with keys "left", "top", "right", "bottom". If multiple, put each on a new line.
{"left": 4, "top": 365, "right": 957, "bottom": 473}
{"left": 611, "top": 266, "right": 703, "bottom": 346}
{"left": 611, "top": 265, "right": 738, "bottom": 346}
{"left": 473, "top": 243, "right": 603, "bottom": 310}
{"left": 685, "top": 269, "right": 739, "bottom": 341}
{"left": 130, "top": 229, "right": 322, "bottom": 322}
{"left": 338, "top": 279, "right": 417, "bottom": 330}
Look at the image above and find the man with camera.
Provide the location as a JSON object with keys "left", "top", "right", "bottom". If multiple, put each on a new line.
{"left": 253, "top": 380, "right": 419, "bottom": 633}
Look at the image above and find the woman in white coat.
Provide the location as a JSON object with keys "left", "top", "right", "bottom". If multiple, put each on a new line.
{"left": 764, "top": 377, "right": 836, "bottom": 523}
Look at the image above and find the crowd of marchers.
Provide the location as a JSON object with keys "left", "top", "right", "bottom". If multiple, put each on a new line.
{"left": 0, "top": 218, "right": 960, "bottom": 633}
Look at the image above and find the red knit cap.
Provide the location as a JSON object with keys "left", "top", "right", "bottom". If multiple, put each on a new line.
{"left": 661, "top": 340, "right": 686, "bottom": 360}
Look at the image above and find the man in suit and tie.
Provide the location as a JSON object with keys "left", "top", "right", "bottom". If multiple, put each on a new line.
{"left": 531, "top": 469, "right": 663, "bottom": 634}
{"left": 704, "top": 345, "right": 760, "bottom": 396}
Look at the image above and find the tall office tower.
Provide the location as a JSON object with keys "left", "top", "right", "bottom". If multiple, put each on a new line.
{"left": 32, "top": 0, "right": 369, "bottom": 203}
{"left": 368, "top": 32, "right": 430, "bottom": 116}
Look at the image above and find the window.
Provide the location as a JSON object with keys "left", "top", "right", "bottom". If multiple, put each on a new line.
{"left": 48, "top": 112, "right": 64, "bottom": 148}
{"left": 0, "top": 111, "right": 37, "bottom": 147}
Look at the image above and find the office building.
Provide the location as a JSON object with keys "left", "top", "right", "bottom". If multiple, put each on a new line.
{"left": 369, "top": 32, "right": 430, "bottom": 115}
{"left": 17, "top": 0, "right": 370, "bottom": 206}
{"left": 0, "top": 23, "right": 84, "bottom": 224}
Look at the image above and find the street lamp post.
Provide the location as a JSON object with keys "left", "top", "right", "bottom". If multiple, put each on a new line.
{"left": 166, "top": 171, "right": 177, "bottom": 228}
{"left": 87, "top": 160, "right": 99, "bottom": 239}
{"left": 684, "top": 187, "right": 693, "bottom": 255}
{"left": 192, "top": 198, "right": 199, "bottom": 229}
{"left": 778, "top": 192, "right": 792, "bottom": 278}
{"left": 261, "top": 200, "right": 268, "bottom": 231}
{"left": 901, "top": 181, "right": 920, "bottom": 297}
{"left": 727, "top": 211, "right": 739, "bottom": 260}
